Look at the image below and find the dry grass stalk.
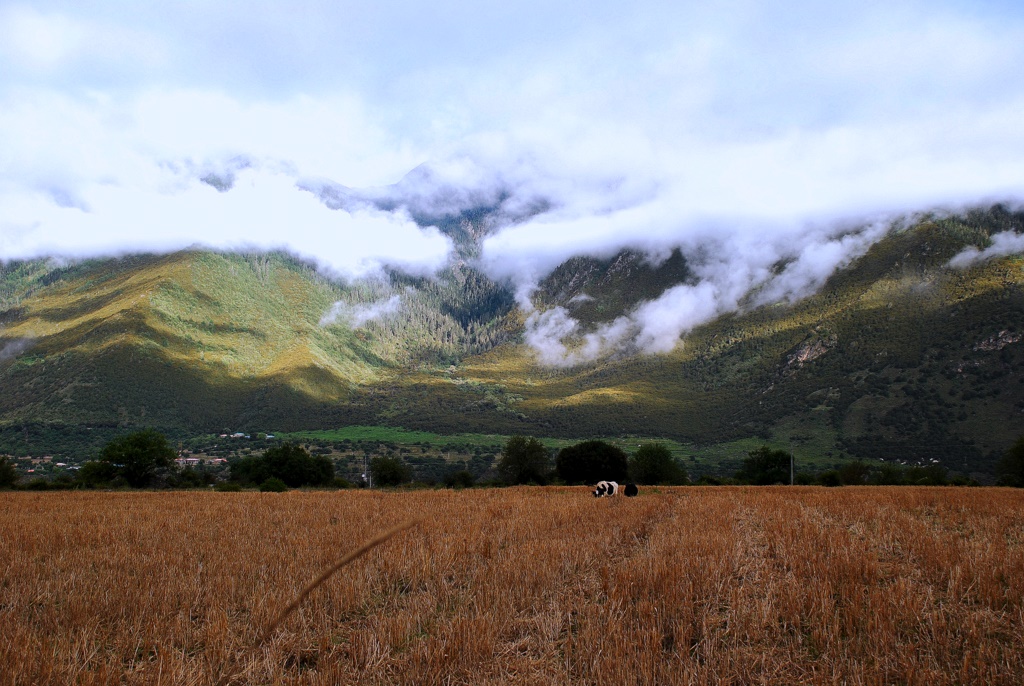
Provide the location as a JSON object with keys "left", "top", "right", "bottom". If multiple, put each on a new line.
{"left": 257, "top": 517, "right": 421, "bottom": 646}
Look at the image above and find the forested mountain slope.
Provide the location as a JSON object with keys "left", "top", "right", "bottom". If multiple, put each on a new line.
{"left": 1, "top": 206, "right": 1022, "bottom": 474}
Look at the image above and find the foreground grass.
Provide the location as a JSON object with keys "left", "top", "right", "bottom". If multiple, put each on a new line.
{"left": 1, "top": 488, "right": 1022, "bottom": 684}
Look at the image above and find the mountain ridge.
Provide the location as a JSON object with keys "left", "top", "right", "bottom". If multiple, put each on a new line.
{"left": 1, "top": 205, "right": 1022, "bottom": 476}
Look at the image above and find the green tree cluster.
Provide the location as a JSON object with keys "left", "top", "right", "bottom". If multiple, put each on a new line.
{"left": 369, "top": 455, "right": 413, "bottom": 487}
{"left": 997, "top": 436, "right": 1024, "bottom": 487}
{"left": 555, "top": 440, "right": 629, "bottom": 485}
{"left": 735, "top": 446, "right": 792, "bottom": 485}
{"left": 259, "top": 476, "right": 289, "bottom": 492}
{"left": 79, "top": 429, "right": 176, "bottom": 488}
{"left": 895, "top": 464, "right": 949, "bottom": 486}
{"left": 497, "top": 435, "right": 550, "bottom": 485}
{"left": 736, "top": 453, "right": 958, "bottom": 487}
{"left": 443, "top": 469, "right": 476, "bottom": 489}
{"left": 629, "top": 444, "right": 687, "bottom": 485}
{"left": 230, "top": 443, "right": 333, "bottom": 487}
{"left": 0, "top": 456, "right": 18, "bottom": 488}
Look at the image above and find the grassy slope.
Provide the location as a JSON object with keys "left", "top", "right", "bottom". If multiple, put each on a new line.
{"left": 0, "top": 252, "right": 388, "bottom": 431}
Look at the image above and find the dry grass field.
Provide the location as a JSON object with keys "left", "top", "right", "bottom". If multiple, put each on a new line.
{"left": 1, "top": 487, "right": 1023, "bottom": 685}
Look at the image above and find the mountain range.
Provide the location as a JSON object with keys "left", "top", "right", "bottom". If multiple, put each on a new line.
{"left": 1, "top": 204, "right": 1022, "bottom": 478}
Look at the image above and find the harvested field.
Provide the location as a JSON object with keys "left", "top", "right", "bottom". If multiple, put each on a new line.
{"left": 1, "top": 487, "right": 1023, "bottom": 685}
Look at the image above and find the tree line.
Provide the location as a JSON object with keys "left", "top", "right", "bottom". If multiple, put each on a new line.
{"left": 3, "top": 431, "right": 1024, "bottom": 491}
{"left": 494, "top": 436, "right": 687, "bottom": 487}
{"left": 486, "top": 436, "right": 1024, "bottom": 488}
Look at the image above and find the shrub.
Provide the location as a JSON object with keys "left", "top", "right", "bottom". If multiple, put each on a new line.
{"left": 794, "top": 472, "right": 816, "bottom": 485}
{"left": 997, "top": 436, "right": 1024, "bottom": 487}
{"left": 230, "top": 443, "right": 333, "bottom": 487}
{"left": 695, "top": 474, "right": 725, "bottom": 486}
{"left": 214, "top": 481, "right": 243, "bottom": 492}
{"left": 735, "top": 446, "right": 793, "bottom": 485}
{"left": 443, "top": 469, "right": 476, "bottom": 489}
{"left": 556, "top": 440, "right": 628, "bottom": 485}
{"left": 170, "top": 467, "right": 214, "bottom": 489}
{"left": 837, "top": 460, "right": 871, "bottom": 485}
{"left": 259, "top": 477, "right": 288, "bottom": 492}
{"left": 370, "top": 455, "right": 412, "bottom": 487}
{"left": 51, "top": 475, "right": 76, "bottom": 490}
{"left": 818, "top": 470, "right": 842, "bottom": 487}
{"left": 629, "top": 444, "right": 686, "bottom": 485}
{"left": 497, "top": 436, "right": 551, "bottom": 485}
{"left": 0, "top": 456, "right": 18, "bottom": 489}
{"left": 88, "top": 429, "right": 177, "bottom": 488}
{"left": 870, "top": 463, "right": 907, "bottom": 485}
{"left": 77, "top": 459, "right": 118, "bottom": 488}
{"left": 904, "top": 465, "right": 948, "bottom": 485}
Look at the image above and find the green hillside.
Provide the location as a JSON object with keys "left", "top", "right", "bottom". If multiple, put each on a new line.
{"left": 1, "top": 206, "right": 1022, "bottom": 477}
{"left": 0, "top": 250, "right": 516, "bottom": 427}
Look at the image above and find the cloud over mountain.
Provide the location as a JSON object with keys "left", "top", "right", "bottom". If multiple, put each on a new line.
{"left": 2, "top": 1, "right": 1024, "bottom": 364}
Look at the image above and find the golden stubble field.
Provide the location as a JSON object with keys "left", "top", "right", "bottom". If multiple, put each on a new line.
{"left": 1, "top": 487, "right": 1022, "bottom": 685}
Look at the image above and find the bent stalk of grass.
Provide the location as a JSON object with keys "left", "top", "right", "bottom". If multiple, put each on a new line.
{"left": 257, "top": 517, "right": 422, "bottom": 646}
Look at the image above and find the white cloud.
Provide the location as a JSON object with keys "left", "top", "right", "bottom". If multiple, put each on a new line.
{"left": 512, "top": 215, "right": 900, "bottom": 365}
{"left": 632, "top": 282, "right": 730, "bottom": 354}
{"left": 2, "top": 0, "right": 1024, "bottom": 366}
{"left": 0, "top": 5, "right": 166, "bottom": 77}
{"left": 0, "top": 87, "right": 422, "bottom": 198}
{"left": 0, "top": 167, "right": 452, "bottom": 277}
{"left": 0, "top": 337, "right": 36, "bottom": 361}
{"left": 0, "top": 6, "right": 87, "bottom": 70}
{"left": 948, "top": 230, "right": 1024, "bottom": 269}
{"left": 522, "top": 308, "right": 634, "bottom": 368}
{"left": 754, "top": 222, "right": 891, "bottom": 305}
{"left": 320, "top": 294, "right": 404, "bottom": 328}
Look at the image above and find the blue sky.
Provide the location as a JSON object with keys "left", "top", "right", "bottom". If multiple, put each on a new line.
{"left": 1, "top": 1, "right": 1023, "bottom": 356}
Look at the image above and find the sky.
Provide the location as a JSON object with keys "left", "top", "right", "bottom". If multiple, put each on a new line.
{"left": 2, "top": 0, "right": 1024, "bottom": 360}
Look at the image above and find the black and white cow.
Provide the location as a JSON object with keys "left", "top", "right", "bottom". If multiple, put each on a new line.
{"left": 592, "top": 481, "right": 639, "bottom": 497}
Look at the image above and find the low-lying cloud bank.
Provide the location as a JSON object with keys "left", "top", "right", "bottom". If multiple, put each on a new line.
{"left": 948, "top": 231, "right": 1024, "bottom": 269}
{"left": 513, "top": 215, "right": 892, "bottom": 366}
{"left": 0, "top": 161, "right": 453, "bottom": 278}
{"left": 320, "top": 294, "right": 403, "bottom": 328}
